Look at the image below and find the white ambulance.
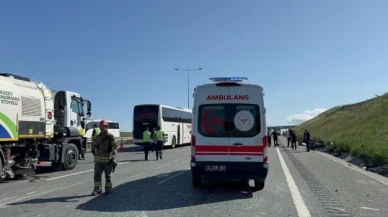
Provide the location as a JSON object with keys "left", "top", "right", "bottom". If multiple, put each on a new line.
{"left": 190, "top": 77, "right": 268, "bottom": 190}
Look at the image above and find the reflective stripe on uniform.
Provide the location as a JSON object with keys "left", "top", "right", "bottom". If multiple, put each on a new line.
{"left": 94, "top": 156, "right": 112, "bottom": 162}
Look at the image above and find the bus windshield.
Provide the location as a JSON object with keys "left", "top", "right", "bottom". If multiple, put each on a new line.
{"left": 133, "top": 105, "right": 159, "bottom": 139}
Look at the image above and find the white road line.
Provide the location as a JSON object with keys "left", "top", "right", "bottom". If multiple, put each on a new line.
{"left": 315, "top": 151, "right": 388, "bottom": 187}
{"left": 276, "top": 147, "right": 311, "bottom": 217}
{"left": 0, "top": 197, "right": 16, "bottom": 203}
{"left": 26, "top": 191, "right": 38, "bottom": 195}
{"left": 361, "top": 207, "right": 379, "bottom": 211}
{"left": 157, "top": 170, "right": 188, "bottom": 184}
{"left": 46, "top": 162, "right": 130, "bottom": 181}
{"left": 0, "top": 182, "right": 83, "bottom": 208}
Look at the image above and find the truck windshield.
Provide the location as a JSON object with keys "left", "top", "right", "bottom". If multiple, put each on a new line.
{"left": 71, "top": 96, "right": 85, "bottom": 117}
{"left": 198, "top": 103, "right": 261, "bottom": 138}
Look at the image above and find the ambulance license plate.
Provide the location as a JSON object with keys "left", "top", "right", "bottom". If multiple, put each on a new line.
{"left": 205, "top": 165, "right": 226, "bottom": 172}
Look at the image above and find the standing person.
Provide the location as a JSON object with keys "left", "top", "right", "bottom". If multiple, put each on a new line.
{"left": 91, "top": 120, "right": 118, "bottom": 195}
{"left": 303, "top": 129, "right": 311, "bottom": 152}
{"left": 154, "top": 126, "right": 165, "bottom": 160}
{"left": 291, "top": 130, "right": 297, "bottom": 150}
{"left": 287, "top": 128, "right": 292, "bottom": 147}
{"left": 272, "top": 130, "right": 278, "bottom": 147}
{"left": 267, "top": 130, "right": 272, "bottom": 147}
{"left": 150, "top": 127, "right": 156, "bottom": 152}
{"left": 143, "top": 127, "right": 151, "bottom": 161}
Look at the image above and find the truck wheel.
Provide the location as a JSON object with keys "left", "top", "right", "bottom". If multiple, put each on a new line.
{"left": 254, "top": 180, "right": 265, "bottom": 191}
{"left": 171, "top": 137, "right": 176, "bottom": 149}
{"left": 62, "top": 143, "right": 79, "bottom": 170}
{"left": 0, "top": 159, "right": 5, "bottom": 180}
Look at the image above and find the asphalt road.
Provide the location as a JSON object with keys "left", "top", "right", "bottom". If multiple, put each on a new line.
{"left": 1, "top": 138, "right": 388, "bottom": 217}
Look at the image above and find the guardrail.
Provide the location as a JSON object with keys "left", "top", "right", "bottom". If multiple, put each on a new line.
{"left": 85, "top": 137, "right": 133, "bottom": 150}
{"left": 86, "top": 137, "right": 133, "bottom": 143}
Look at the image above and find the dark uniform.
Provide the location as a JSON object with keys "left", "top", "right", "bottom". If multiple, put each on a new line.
{"left": 91, "top": 120, "right": 118, "bottom": 195}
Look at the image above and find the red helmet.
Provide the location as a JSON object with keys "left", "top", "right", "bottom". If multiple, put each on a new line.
{"left": 99, "top": 120, "right": 109, "bottom": 127}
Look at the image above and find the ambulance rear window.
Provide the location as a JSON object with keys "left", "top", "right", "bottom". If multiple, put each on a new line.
{"left": 198, "top": 104, "right": 261, "bottom": 137}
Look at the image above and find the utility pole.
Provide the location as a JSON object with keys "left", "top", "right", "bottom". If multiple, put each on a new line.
{"left": 175, "top": 68, "right": 202, "bottom": 108}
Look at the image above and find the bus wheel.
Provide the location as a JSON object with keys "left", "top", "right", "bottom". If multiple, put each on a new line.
{"left": 171, "top": 137, "right": 176, "bottom": 149}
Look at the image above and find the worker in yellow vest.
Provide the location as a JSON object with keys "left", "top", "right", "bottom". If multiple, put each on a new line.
{"left": 154, "top": 126, "right": 165, "bottom": 160}
{"left": 143, "top": 127, "right": 151, "bottom": 161}
{"left": 91, "top": 124, "right": 101, "bottom": 156}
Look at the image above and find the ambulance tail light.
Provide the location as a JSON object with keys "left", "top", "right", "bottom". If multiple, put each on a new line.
{"left": 263, "top": 135, "right": 268, "bottom": 164}
{"left": 191, "top": 135, "right": 196, "bottom": 164}
{"left": 263, "top": 135, "right": 268, "bottom": 148}
{"left": 191, "top": 135, "right": 196, "bottom": 147}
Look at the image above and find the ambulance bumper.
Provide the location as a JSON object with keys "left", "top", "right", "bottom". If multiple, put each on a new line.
{"left": 191, "top": 161, "right": 268, "bottom": 182}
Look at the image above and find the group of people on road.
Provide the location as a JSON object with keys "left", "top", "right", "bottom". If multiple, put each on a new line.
{"left": 142, "top": 126, "right": 165, "bottom": 161}
{"left": 267, "top": 127, "right": 312, "bottom": 152}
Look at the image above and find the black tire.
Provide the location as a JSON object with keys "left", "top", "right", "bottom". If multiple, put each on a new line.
{"left": 254, "top": 180, "right": 265, "bottom": 191}
{"left": 62, "top": 143, "right": 79, "bottom": 170}
{"left": 0, "top": 158, "right": 5, "bottom": 180}
{"left": 192, "top": 176, "right": 201, "bottom": 188}
{"left": 171, "top": 137, "right": 176, "bottom": 149}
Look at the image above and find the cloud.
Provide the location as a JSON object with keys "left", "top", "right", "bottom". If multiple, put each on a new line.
{"left": 285, "top": 108, "right": 327, "bottom": 125}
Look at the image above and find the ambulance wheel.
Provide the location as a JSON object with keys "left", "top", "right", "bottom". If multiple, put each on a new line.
{"left": 171, "top": 137, "right": 176, "bottom": 149}
{"left": 254, "top": 180, "right": 265, "bottom": 191}
{"left": 62, "top": 143, "right": 79, "bottom": 170}
{"left": 192, "top": 177, "right": 201, "bottom": 188}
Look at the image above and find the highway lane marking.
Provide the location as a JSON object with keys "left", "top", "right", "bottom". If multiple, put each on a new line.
{"left": 276, "top": 147, "right": 311, "bottom": 217}
{"left": 0, "top": 182, "right": 84, "bottom": 208}
{"left": 157, "top": 170, "right": 188, "bottom": 184}
{"left": 0, "top": 197, "right": 16, "bottom": 203}
{"left": 361, "top": 207, "right": 379, "bottom": 211}
{"left": 315, "top": 151, "right": 388, "bottom": 187}
{"left": 0, "top": 156, "right": 189, "bottom": 208}
{"left": 46, "top": 162, "right": 130, "bottom": 181}
{"left": 26, "top": 191, "right": 38, "bottom": 195}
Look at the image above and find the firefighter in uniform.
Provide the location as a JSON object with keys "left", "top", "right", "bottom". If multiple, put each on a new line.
{"left": 154, "top": 126, "right": 165, "bottom": 160}
{"left": 91, "top": 120, "right": 118, "bottom": 195}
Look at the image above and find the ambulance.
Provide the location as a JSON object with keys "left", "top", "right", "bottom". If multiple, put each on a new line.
{"left": 190, "top": 77, "right": 268, "bottom": 190}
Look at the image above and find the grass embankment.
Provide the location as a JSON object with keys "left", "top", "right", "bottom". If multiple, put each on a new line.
{"left": 120, "top": 132, "right": 133, "bottom": 144}
{"left": 294, "top": 93, "right": 388, "bottom": 165}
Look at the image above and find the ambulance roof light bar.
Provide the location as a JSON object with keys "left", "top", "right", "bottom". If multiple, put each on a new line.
{"left": 209, "top": 77, "right": 248, "bottom": 83}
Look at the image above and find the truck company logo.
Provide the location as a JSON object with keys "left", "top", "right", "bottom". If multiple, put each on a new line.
{"left": 0, "top": 90, "right": 20, "bottom": 106}
{"left": 207, "top": 95, "right": 249, "bottom": 100}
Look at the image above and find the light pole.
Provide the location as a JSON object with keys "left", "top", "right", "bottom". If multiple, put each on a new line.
{"left": 175, "top": 68, "right": 202, "bottom": 109}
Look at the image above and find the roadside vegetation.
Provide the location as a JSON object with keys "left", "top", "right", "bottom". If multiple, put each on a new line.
{"left": 120, "top": 132, "right": 133, "bottom": 144}
{"left": 294, "top": 92, "right": 388, "bottom": 165}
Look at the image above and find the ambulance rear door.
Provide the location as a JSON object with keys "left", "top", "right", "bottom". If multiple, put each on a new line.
{"left": 228, "top": 85, "right": 265, "bottom": 166}
{"left": 195, "top": 85, "right": 230, "bottom": 164}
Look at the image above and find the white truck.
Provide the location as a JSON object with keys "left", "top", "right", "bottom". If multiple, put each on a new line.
{"left": 0, "top": 73, "right": 92, "bottom": 180}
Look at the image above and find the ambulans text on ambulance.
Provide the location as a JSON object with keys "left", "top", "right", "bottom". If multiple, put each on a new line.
{"left": 206, "top": 95, "right": 249, "bottom": 100}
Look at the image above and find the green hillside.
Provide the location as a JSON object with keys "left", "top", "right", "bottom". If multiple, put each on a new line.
{"left": 120, "top": 132, "right": 133, "bottom": 137}
{"left": 294, "top": 93, "right": 388, "bottom": 165}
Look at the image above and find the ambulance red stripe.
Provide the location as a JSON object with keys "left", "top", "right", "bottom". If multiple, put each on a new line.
{"left": 196, "top": 145, "right": 264, "bottom": 153}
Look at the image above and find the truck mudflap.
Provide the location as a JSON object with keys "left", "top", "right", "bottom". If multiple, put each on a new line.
{"left": 191, "top": 161, "right": 268, "bottom": 182}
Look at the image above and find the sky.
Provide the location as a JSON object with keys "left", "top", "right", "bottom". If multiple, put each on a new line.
{"left": 1, "top": 0, "right": 388, "bottom": 132}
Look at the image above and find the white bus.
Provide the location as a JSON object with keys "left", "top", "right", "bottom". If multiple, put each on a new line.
{"left": 84, "top": 119, "right": 121, "bottom": 142}
{"left": 132, "top": 104, "right": 192, "bottom": 148}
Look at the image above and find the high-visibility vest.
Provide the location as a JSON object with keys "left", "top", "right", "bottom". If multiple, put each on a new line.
{"left": 143, "top": 130, "right": 151, "bottom": 142}
{"left": 93, "top": 128, "right": 101, "bottom": 139}
{"left": 155, "top": 130, "right": 164, "bottom": 141}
